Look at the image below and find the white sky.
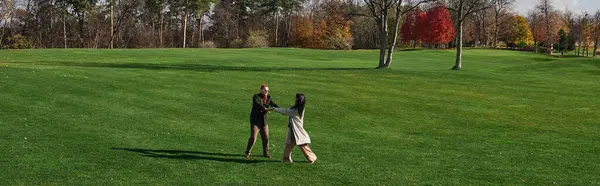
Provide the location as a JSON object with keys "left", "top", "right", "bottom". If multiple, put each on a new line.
{"left": 515, "top": 0, "right": 600, "bottom": 15}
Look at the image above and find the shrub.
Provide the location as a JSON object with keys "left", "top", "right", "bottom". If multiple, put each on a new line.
{"left": 199, "top": 41, "right": 216, "bottom": 48}
{"left": 536, "top": 46, "right": 550, "bottom": 54}
{"left": 323, "top": 28, "right": 353, "bottom": 50}
{"left": 246, "top": 30, "right": 269, "bottom": 48}
{"left": 230, "top": 38, "right": 245, "bottom": 48}
{"left": 518, "top": 41, "right": 527, "bottom": 48}
{"left": 3, "top": 34, "right": 33, "bottom": 49}
{"left": 522, "top": 45, "right": 536, "bottom": 52}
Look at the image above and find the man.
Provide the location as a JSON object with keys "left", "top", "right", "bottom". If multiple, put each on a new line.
{"left": 245, "top": 84, "right": 278, "bottom": 158}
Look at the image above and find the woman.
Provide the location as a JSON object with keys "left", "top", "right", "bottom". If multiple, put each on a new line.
{"left": 271, "top": 93, "right": 317, "bottom": 163}
{"left": 245, "top": 84, "right": 278, "bottom": 158}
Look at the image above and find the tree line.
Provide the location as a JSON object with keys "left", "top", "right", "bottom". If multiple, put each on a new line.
{"left": 2, "top": 0, "right": 600, "bottom": 69}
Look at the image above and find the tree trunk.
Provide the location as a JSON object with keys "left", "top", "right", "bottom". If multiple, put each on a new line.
{"left": 78, "top": 13, "right": 85, "bottom": 47}
{"left": 0, "top": 25, "right": 5, "bottom": 48}
{"left": 384, "top": 3, "right": 404, "bottom": 68}
{"left": 199, "top": 12, "right": 204, "bottom": 45}
{"left": 160, "top": 13, "right": 164, "bottom": 47}
{"left": 275, "top": 11, "right": 279, "bottom": 47}
{"left": 63, "top": 11, "right": 67, "bottom": 48}
{"left": 586, "top": 46, "right": 589, "bottom": 56}
{"left": 545, "top": 13, "right": 551, "bottom": 51}
{"left": 594, "top": 40, "right": 598, "bottom": 57}
{"left": 50, "top": 6, "right": 54, "bottom": 48}
{"left": 287, "top": 13, "right": 293, "bottom": 47}
{"left": 183, "top": 4, "right": 188, "bottom": 48}
{"left": 453, "top": 22, "right": 463, "bottom": 70}
{"left": 493, "top": 14, "right": 498, "bottom": 48}
{"left": 110, "top": 0, "right": 114, "bottom": 49}
{"left": 378, "top": 16, "right": 388, "bottom": 68}
{"left": 0, "top": 0, "right": 7, "bottom": 47}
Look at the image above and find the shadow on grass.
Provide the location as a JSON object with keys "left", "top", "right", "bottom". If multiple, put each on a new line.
{"left": 531, "top": 57, "right": 556, "bottom": 62}
{"left": 397, "top": 48, "right": 425, "bottom": 52}
{"left": 110, "top": 147, "right": 279, "bottom": 163}
{"left": 11, "top": 61, "right": 373, "bottom": 72}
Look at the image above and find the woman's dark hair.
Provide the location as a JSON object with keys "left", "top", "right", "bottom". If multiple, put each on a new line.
{"left": 294, "top": 93, "right": 306, "bottom": 116}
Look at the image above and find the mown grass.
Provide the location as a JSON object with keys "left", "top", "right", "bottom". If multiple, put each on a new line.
{"left": 1, "top": 48, "right": 599, "bottom": 185}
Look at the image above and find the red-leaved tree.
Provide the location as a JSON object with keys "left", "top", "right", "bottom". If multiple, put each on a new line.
{"left": 423, "top": 5, "right": 455, "bottom": 47}
{"left": 401, "top": 10, "right": 427, "bottom": 47}
{"left": 401, "top": 11, "right": 417, "bottom": 42}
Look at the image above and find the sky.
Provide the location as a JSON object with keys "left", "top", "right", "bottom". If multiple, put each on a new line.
{"left": 515, "top": 0, "right": 600, "bottom": 15}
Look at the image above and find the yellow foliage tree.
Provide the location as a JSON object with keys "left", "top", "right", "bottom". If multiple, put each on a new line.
{"left": 514, "top": 15, "right": 534, "bottom": 46}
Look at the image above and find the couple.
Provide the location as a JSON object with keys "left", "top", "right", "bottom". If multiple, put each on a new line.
{"left": 244, "top": 84, "right": 317, "bottom": 163}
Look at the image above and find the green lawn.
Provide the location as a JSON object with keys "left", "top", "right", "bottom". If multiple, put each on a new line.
{"left": 1, "top": 48, "right": 599, "bottom": 185}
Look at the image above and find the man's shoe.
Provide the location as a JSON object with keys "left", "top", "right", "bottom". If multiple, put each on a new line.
{"left": 263, "top": 152, "right": 271, "bottom": 158}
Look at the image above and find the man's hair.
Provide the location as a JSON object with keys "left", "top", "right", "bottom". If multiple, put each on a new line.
{"left": 260, "top": 84, "right": 268, "bottom": 89}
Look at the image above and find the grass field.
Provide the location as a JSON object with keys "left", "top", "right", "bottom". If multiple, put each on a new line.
{"left": 1, "top": 48, "right": 599, "bottom": 185}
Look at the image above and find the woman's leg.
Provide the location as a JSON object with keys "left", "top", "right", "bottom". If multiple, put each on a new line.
{"left": 299, "top": 144, "right": 317, "bottom": 163}
{"left": 282, "top": 130, "right": 295, "bottom": 162}
{"left": 282, "top": 143, "right": 295, "bottom": 162}
{"left": 259, "top": 124, "right": 270, "bottom": 157}
{"left": 245, "top": 124, "right": 259, "bottom": 157}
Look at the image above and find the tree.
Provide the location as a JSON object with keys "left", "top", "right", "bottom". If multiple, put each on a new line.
{"left": 322, "top": 0, "right": 353, "bottom": 50}
{"left": 561, "top": 9, "right": 576, "bottom": 51}
{"left": 195, "top": 0, "right": 218, "bottom": 46}
{"left": 210, "top": 0, "right": 238, "bottom": 48}
{"left": 471, "top": 7, "right": 493, "bottom": 47}
{"left": 65, "top": 0, "right": 97, "bottom": 47}
{"left": 349, "top": 2, "right": 379, "bottom": 49}
{"left": 144, "top": 0, "right": 167, "bottom": 47}
{"left": 557, "top": 28, "right": 568, "bottom": 56}
{"left": 400, "top": 9, "right": 426, "bottom": 47}
{"left": 492, "top": 0, "right": 514, "bottom": 48}
{"left": 400, "top": 10, "right": 417, "bottom": 42}
{"left": 422, "top": 5, "right": 454, "bottom": 47}
{"left": 577, "top": 13, "right": 591, "bottom": 56}
{"left": 536, "top": 0, "right": 553, "bottom": 50}
{"left": 591, "top": 11, "right": 600, "bottom": 57}
{"left": 527, "top": 10, "right": 541, "bottom": 52}
{"left": 498, "top": 14, "right": 516, "bottom": 47}
{"left": 447, "top": 0, "right": 493, "bottom": 70}
{"left": 513, "top": 15, "right": 533, "bottom": 48}
{"left": 0, "top": 0, "right": 16, "bottom": 47}
{"left": 290, "top": 16, "right": 313, "bottom": 48}
{"left": 363, "top": 0, "right": 434, "bottom": 68}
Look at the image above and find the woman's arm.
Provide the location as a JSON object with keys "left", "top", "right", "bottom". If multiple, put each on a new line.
{"left": 273, "top": 107, "right": 298, "bottom": 116}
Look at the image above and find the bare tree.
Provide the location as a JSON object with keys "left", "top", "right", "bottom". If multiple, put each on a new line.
{"left": 577, "top": 13, "right": 591, "bottom": 56}
{"left": 363, "top": 0, "right": 434, "bottom": 68}
{"left": 492, "top": 0, "right": 514, "bottom": 48}
{"left": 447, "top": 0, "right": 493, "bottom": 70}
{"left": 472, "top": 8, "right": 492, "bottom": 47}
{"left": 0, "top": 0, "right": 15, "bottom": 47}
{"left": 527, "top": 10, "right": 540, "bottom": 53}
{"left": 592, "top": 11, "right": 600, "bottom": 57}
{"left": 536, "top": 0, "right": 553, "bottom": 50}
